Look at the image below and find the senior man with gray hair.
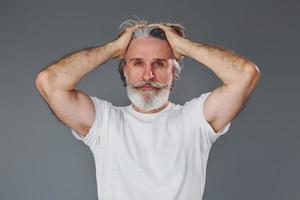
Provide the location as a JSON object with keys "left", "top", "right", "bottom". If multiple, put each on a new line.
{"left": 35, "top": 18, "right": 260, "bottom": 200}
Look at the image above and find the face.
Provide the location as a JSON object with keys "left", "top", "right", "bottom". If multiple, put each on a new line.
{"left": 123, "top": 37, "right": 175, "bottom": 112}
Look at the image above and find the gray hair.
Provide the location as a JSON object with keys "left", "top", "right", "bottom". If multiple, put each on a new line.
{"left": 117, "top": 18, "right": 186, "bottom": 91}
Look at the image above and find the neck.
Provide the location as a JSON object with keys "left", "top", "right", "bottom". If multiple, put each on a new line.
{"left": 132, "top": 101, "right": 169, "bottom": 114}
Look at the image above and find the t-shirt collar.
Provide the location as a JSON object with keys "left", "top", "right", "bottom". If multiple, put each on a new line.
{"left": 128, "top": 101, "right": 173, "bottom": 119}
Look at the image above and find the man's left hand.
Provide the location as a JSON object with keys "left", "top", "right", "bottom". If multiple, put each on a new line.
{"left": 150, "top": 23, "right": 192, "bottom": 60}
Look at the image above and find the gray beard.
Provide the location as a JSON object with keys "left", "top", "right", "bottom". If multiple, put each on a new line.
{"left": 126, "top": 85, "right": 170, "bottom": 112}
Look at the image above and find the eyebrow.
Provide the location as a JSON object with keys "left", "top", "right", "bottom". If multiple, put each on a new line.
{"left": 128, "top": 58, "right": 168, "bottom": 62}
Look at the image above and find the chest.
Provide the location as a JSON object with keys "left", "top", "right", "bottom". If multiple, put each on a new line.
{"left": 109, "top": 118, "right": 197, "bottom": 177}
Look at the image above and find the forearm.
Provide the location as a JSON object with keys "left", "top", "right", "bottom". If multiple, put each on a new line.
{"left": 37, "top": 42, "right": 118, "bottom": 91}
{"left": 184, "top": 41, "right": 259, "bottom": 85}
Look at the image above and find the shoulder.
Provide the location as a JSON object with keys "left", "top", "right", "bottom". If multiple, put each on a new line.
{"left": 91, "top": 96, "right": 129, "bottom": 119}
{"left": 90, "top": 96, "right": 118, "bottom": 111}
{"left": 180, "top": 92, "right": 211, "bottom": 118}
{"left": 166, "top": 92, "right": 211, "bottom": 124}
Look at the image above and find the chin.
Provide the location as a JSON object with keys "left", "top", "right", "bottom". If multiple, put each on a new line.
{"left": 127, "top": 85, "right": 170, "bottom": 112}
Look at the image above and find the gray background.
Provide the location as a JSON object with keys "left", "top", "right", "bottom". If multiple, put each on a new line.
{"left": 1, "top": 0, "right": 299, "bottom": 199}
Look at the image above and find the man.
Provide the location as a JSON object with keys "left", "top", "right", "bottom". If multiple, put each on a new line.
{"left": 35, "top": 19, "right": 260, "bottom": 200}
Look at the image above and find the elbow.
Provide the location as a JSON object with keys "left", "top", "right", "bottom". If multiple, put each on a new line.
{"left": 241, "top": 62, "right": 260, "bottom": 83}
{"left": 249, "top": 62, "right": 260, "bottom": 77}
{"left": 240, "top": 63, "right": 261, "bottom": 91}
{"left": 35, "top": 71, "right": 52, "bottom": 93}
{"left": 247, "top": 63, "right": 261, "bottom": 83}
{"left": 35, "top": 71, "right": 47, "bottom": 89}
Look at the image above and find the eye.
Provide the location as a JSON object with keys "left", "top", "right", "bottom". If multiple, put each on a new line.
{"left": 133, "top": 61, "right": 143, "bottom": 66}
{"left": 153, "top": 62, "right": 164, "bottom": 67}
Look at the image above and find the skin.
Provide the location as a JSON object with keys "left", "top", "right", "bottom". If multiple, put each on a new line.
{"left": 153, "top": 23, "right": 260, "bottom": 133}
{"left": 121, "top": 23, "right": 260, "bottom": 133}
{"left": 35, "top": 24, "right": 152, "bottom": 136}
{"left": 123, "top": 37, "right": 175, "bottom": 114}
{"left": 35, "top": 23, "right": 260, "bottom": 136}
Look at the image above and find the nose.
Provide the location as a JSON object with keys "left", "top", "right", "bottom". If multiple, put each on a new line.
{"left": 142, "top": 65, "right": 155, "bottom": 81}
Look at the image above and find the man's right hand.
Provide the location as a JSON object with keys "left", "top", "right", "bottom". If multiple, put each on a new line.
{"left": 109, "top": 23, "right": 147, "bottom": 59}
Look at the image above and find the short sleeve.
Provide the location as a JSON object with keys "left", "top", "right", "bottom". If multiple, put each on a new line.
{"left": 184, "top": 91, "right": 231, "bottom": 144}
{"left": 70, "top": 96, "right": 111, "bottom": 149}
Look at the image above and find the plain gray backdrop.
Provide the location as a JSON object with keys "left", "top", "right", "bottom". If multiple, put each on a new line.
{"left": 1, "top": 0, "right": 299, "bottom": 199}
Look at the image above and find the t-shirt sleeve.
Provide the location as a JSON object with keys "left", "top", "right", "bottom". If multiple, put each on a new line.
{"left": 184, "top": 91, "right": 231, "bottom": 145}
{"left": 70, "top": 96, "right": 111, "bottom": 149}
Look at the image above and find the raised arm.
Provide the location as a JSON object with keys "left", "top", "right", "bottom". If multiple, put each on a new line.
{"left": 155, "top": 23, "right": 260, "bottom": 133}
{"left": 35, "top": 24, "right": 146, "bottom": 136}
{"left": 186, "top": 42, "right": 260, "bottom": 133}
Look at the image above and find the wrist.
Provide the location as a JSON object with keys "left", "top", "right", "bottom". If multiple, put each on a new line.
{"left": 104, "top": 42, "right": 122, "bottom": 59}
{"left": 184, "top": 40, "right": 203, "bottom": 59}
{"left": 178, "top": 39, "right": 194, "bottom": 58}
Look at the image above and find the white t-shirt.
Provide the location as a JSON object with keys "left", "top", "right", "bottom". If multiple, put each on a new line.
{"left": 71, "top": 91, "right": 231, "bottom": 200}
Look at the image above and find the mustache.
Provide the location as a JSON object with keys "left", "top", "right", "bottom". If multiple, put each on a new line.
{"left": 128, "top": 81, "right": 167, "bottom": 89}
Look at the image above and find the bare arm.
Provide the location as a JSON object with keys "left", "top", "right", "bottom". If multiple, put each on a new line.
{"left": 186, "top": 42, "right": 260, "bottom": 133}
{"left": 35, "top": 24, "right": 146, "bottom": 136}
{"left": 37, "top": 43, "right": 118, "bottom": 92}
{"left": 155, "top": 24, "right": 260, "bottom": 133}
{"left": 35, "top": 43, "right": 117, "bottom": 136}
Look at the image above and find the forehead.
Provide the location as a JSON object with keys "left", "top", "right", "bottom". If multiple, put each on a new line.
{"left": 125, "top": 37, "right": 173, "bottom": 60}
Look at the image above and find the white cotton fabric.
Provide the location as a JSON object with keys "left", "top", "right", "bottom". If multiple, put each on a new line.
{"left": 71, "top": 91, "right": 231, "bottom": 200}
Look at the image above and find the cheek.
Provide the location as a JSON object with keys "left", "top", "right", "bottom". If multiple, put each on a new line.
{"left": 125, "top": 67, "right": 143, "bottom": 82}
{"left": 155, "top": 68, "right": 173, "bottom": 83}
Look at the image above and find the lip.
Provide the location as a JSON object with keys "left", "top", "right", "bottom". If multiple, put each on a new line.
{"left": 140, "top": 84, "right": 156, "bottom": 90}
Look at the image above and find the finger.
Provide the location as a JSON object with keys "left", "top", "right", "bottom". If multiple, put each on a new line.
{"left": 153, "top": 24, "right": 168, "bottom": 31}
{"left": 118, "top": 23, "right": 146, "bottom": 38}
{"left": 129, "top": 23, "right": 147, "bottom": 31}
{"left": 148, "top": 23, "right": 170, "bottom": 31}
{"left": 158, "top": 23, "right": 173, "bottom": 30}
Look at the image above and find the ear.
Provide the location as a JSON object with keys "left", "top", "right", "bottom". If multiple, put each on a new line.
{"left": 123, "top": 62, "right": 128, "bottom": 78}
{"left": 123, "top": 64, "right": 127, "bottom": 73}
{"left": 171, "top": 63, "right": 178, "bottom": 80}
{"left": 172, "top": 67, "right": 176, "bottom": 80}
